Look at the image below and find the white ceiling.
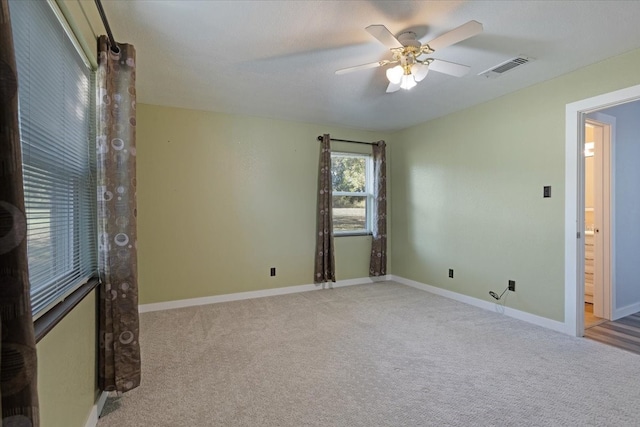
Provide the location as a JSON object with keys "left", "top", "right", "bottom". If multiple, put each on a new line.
{"left": 99, "top": 0, "right": 640, "bottom": 132}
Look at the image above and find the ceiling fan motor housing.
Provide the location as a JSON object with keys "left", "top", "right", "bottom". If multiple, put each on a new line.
{"left": 397, "top": 31, "right": 421, "bottom": 48}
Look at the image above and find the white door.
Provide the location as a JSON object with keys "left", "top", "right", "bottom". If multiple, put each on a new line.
{"left": 585, "top": 117, "right": 612, "bottom": 320}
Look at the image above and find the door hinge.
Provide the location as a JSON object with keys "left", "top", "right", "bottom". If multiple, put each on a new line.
{"left": 577, "top": 231, "right": 581, "bottom": 239}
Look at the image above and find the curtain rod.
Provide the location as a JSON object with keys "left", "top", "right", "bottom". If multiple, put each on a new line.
{"left": 316, "top": 136, "right": 376, "bottom": 146}
{"left": 94, "top": 0, "right": 120, "bottom": 53}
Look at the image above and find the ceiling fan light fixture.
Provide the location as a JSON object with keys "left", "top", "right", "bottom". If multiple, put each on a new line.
{"left": 412, "top": 63, "right": 430, "bottom": 82}
{"left": 400, "top": 74, "right": 416, "bottom": 90}
{"left": 336, "top": 21, "right": 483, "bottom": 94}
{"left": 386, "top": 65, "right": 403, "bottom": 84}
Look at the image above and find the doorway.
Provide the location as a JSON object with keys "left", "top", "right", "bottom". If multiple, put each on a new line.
{"left": 564, "top": 83, "right": 640, "bottom": 337}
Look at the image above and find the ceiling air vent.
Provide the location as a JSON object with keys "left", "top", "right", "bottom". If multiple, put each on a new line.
{"left": 478, "top": 56, "right": 532, "bottom": 78}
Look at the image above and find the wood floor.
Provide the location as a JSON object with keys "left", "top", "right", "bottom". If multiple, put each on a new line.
{"left": 585, "top": 311, "right": 640, "bottom": 355}
{"left": 584, "top": 302, "right": 606, "bottom": 329}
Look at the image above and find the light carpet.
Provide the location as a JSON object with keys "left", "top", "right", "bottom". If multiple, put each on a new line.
{"left": 98, "top": 281, "right": 640, "bottom": 426}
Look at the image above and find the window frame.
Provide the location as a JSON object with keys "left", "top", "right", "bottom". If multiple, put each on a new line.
{"left": 10, "top": 0, "right": 99, "bottom": 335}
{"left": 331, "top": 152, "right": 374, "bottom": 236}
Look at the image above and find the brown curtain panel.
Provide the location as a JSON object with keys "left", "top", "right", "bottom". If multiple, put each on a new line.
{"left": 314, "top": 134, "right": 336, "bottom": 283}
{"left": 0, "top": 0, "right": 40, "bottom": 424}
{"left": 97, "top": 35, "right": 141, "bottom": 392}
{"left": 369, "top": 141, "right": 387, "bottom": 277}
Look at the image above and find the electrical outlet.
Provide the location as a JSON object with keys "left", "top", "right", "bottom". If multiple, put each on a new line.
{"left": 543, "top": 186, "right": 551, "bottom": 198}
{"left": 449, "top": 269, "right": 454, "bottom": 278}
{"left": 508, "top": 280, "right": 516, "bottom": 292}
{"left": 270, "top": 267, "right": 276, "bottom": 277}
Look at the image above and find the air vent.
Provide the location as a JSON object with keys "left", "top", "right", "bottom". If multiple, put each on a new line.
{"left": 479, "top": 56, "right": 532, "bottom": 78}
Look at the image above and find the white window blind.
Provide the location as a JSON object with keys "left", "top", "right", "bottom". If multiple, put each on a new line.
{"left": 10, "top": 0, "right": 97, "bottom": 317}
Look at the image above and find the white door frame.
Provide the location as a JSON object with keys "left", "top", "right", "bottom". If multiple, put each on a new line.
{"left": 565, "top": 84, "right": 640, "bottom": 337}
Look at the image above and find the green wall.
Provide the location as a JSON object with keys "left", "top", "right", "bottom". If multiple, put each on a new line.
{"left": 391, "top": 48, "right": 640, "bottom": 321}
{"left": 136, "top": 105, "right": 392, "bottom": 304}
{"left": 37, "top": 291, "right": 98, "bottom": 427}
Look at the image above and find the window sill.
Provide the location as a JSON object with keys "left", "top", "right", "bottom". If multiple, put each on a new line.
{"left": 34, "top": 276, "right": 100, "bottom": 343}
{"left": 334, "top": 232, "right": 372, "bottom": 237}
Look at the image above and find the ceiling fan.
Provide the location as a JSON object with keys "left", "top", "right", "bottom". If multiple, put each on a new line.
{"left": 336, "top": 21, "right": 483, "bottom": 93}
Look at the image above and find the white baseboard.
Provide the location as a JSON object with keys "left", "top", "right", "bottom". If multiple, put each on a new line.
{"left": 390, "top": 275, "right": 570, "bottom": 334}
{"left": 138, "top": 275, "right": 569, "bottom": 334}
{"left": 613, "top": 301, "right": 640, "bottom": 321}
{"left": 84, "top": 391, "right": 109, "bottom": 427}
{"left": 139, "top": 276, "right": 390, "bottom": 313}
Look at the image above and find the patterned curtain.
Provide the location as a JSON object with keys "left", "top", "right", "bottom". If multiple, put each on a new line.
{"left": 0, "top": 0, "right": 40, "bottom": 424}
{"left": 97, "top": 35, "right": 141, "bottom": 392}
{"left": 314, "top": 134, "right": 336, "bottom": 283}
{"left": 369, "top": 141, "right": 387, "bottom": 277}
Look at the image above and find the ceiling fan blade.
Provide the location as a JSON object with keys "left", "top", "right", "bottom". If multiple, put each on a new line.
{"left": 386, "top": 81, "right": 401, "bottom": 93}
{"left": 366, "top": 24, "right": 403, "bottom": 49}
{"left": 429, "top": 59, "right": 471, "bottom": 77}
{"left": 426, "top": 20, "right": 483, "bottom": 51}
{"left": 335, "top": 61, "right": 383, "bottom": 75}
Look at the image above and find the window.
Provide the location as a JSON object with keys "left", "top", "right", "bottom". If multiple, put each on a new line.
{"left": 10, "top": 0, "right": 97, "bottom": 318}
{"left": 331, "top": 152, "right": 374, "bottom": 235}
